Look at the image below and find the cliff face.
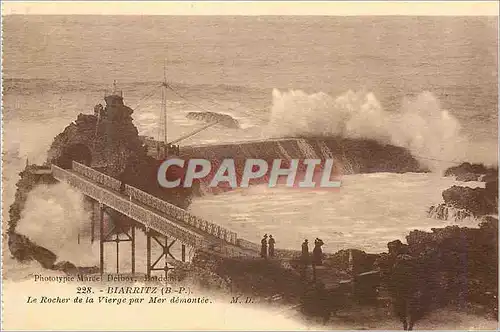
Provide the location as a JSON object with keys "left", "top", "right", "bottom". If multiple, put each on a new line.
{"left": 47, "top": 95, "right": 145, "bottom": 177}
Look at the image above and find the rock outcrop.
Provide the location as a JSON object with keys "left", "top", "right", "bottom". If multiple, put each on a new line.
{"left": 428, "top": 204, "right": 474, "bottom": 222}
{"left": 182, "top": 218, "right": 498, "bottom": 325}
{"left": 8, "top": 232, "right": 57, "bottom": 269}
{"left": 180, "top": 136, "right": 428, "bottom": 195}
{"left": 372, "top": 218, "right": 498, "bottom": 326}
{"left": 47, "top": 96, "right": 144, "bottom": 176}
{"left": 429, "top": 162, "right": 498, "bottom": 221}
{"left": 441, "top": 184, "right": 498, "bottom": 217}
{"left": 444, "top": 162, "right": 498, "bottom": 182}
{"left": 325, "top": 248, "right": 378, "bottom": 275}
{"left": 181, "top": 136, "right": 427, "bottom": 176}
{"left": 47, "top": 94, "right": 196, "bottom": 208}
{"left": 186, "top": 111, "right": 240, "bottom": 129}
{"left": 405, "top": 218, "right": 498, "bottom": 316}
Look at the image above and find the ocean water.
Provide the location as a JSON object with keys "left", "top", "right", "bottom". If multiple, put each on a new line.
{"left": 1, "top": 15, "right": 498, "bottom": 329}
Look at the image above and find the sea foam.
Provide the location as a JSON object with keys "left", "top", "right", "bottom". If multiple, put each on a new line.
{"left": 266, "top": 89, "right": 497, "bottom": 172}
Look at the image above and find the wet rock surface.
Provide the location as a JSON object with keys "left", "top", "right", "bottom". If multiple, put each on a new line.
{"left": 442, "top": 184, "right": 498, "bottom": 216}
{"left": 428, "top": 204, "right": 474, "bottom": 222}
{"left": 429, "top": 162, "right": 498, "bottom": 221}
{"left": 184, "top": 218, "right": 498, "bottom": 326}
{"left": 8, "top": 231, "right": 57, "bottom": 269}
{"left": 444, "top": 162, "right": 497, "bottom": 182}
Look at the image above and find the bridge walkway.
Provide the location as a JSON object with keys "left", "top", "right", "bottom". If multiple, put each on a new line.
{"left": 51, "top": 164, "right": 258, "bottom": 258}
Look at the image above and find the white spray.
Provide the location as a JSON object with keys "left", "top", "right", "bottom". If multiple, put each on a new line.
{"left": 267, "top": 89, "right": 497, "bottom": 172}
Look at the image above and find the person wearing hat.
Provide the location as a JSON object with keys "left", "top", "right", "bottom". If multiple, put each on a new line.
{"left": 260, "top": 234, "right": 268, "bottom": 258}
{"left": 301, "top": 239, "right": 309, "bottom": 263}
{"left": 268, "top": 235, "right": 276, "bottom": 258}
{"left": 313, "top": 238, "right": 324, "bottom": 266}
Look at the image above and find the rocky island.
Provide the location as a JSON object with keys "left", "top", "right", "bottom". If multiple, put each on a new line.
{"left": 429, "top": 162, "right": 498, "bottom": 221}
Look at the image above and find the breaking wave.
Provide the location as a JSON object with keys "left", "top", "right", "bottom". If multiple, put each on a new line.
{"left": 266, "top": 89, "right": 496, "bottom": 172}
{"left": 15, "top": 183, "right": 98, "bottom": 266}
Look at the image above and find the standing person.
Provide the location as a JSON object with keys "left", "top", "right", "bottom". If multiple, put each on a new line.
{"left": 260, "top": 234, "right": 268, "bottom": 258}
{"left": 300, "top": 239, "right": 310, "bottom": 282}
{"left": 390, "top": 253, "right": 418, "bottom": 330}
{"left": 313, "top": 238, "right": 324, "bottom": 266}
{"left": 268, "top": 235, "right": 276, "bottom": 258}
{"left": 301, "top": 239, "right": 309, "bottom": 263}
{"left": 381, "top": 240, "right": 424, "bottom": 331}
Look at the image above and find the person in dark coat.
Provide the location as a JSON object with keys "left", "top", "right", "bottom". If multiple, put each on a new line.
{"left": 389, "top": 253, "right": 419, "bottom": 330}
{"left": 301, "top": 239, "right": 309, "bottom": 263}
{"left": 268, "top": 235, "right": 276, "bottom": 258}
{"left": 382, "top": 240, "right": 429, "bottom": 331}
{"left": 313, "top": 238, "right": 324, "bottom": 266}
{"left": 260, "top": 234, "right": 268, "bottom": 258}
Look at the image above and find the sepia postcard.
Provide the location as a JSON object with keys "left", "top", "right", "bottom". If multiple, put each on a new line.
{"left": 1, "top": 1, "right": 499, "bottom": 330}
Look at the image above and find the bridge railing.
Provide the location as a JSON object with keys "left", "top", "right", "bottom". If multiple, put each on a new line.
{"left": 72, "top": 161, "right": 122, "bottom": 192}
{"left": 52, "top": 165, "right": 208, "bottom": 249}
{"left": 124, "top": 185, "right": 238, "bottom": 245}
{"left": 58, "top": 163, "right": 239, "bottom": 246}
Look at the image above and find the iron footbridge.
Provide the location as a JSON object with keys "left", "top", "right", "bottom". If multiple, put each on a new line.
{"left": 51, "top": 161, "right": 259, "bottom": 276}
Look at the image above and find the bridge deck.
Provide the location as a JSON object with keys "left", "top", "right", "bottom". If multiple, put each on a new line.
{"left": 52, "top": 165, "right": 257, "bottom": 257}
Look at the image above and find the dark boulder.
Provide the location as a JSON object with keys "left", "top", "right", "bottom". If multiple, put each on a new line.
{"left": 404, "top": 221, "right": 498, "bottom": 314}
{"left": 8, "top": 231, "right": 57, "bottom": 269}
{"left": 442, "top": 185, "right": 497, "bottom": 216}
{"left": 444, "top": 162, "right": 497, "bottom": 182}
{"left": 325, "top": 249, "right": 378, "bottom": 275}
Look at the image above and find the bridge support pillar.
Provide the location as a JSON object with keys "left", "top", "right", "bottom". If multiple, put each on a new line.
{"left": 98, "top": 203, "right": 136, "bottom": 276}
{"left": 146, "top": 228, "right": 152, "bottom": 278}
{"left": 131, "top": 225, "right": 135, "bottom": 274}
{"left": 99, "top": 203, "right": 104, "bottom": 275}
{"left": 145, "top": 230, "right": 177, "bottom": 281}
{"left": 115, "top": 235, "right": 120, "bottom": 274}
{"left": 90, "top": 201, "right": 96, "bottom": 244}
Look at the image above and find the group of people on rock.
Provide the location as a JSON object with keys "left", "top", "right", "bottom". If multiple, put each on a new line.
{"left": 259, "top": 235, "right": 325, "bottom": 265}
{"left": 260, "top": 234, "right": 276, "bottom": 258}
{"left": 301, "top": 238, "right": 325, "bottom": 266}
